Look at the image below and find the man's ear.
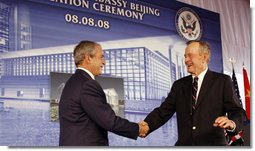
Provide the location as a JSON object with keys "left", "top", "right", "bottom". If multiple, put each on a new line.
{"left": 203, "top": 54, "right": 209, "bottom": 63}
{"left": 84, "top": 54, "right": 91, "bottom": 63}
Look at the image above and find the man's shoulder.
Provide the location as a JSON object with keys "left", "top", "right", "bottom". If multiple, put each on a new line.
{"left": 66, "top": 70, "right": 91, "bottom": 86}
{"left": 174, "top": 75, "right": 191, "bottom": 85}
{"left": 208, "top": 70, "right": 230, "bottom": 79}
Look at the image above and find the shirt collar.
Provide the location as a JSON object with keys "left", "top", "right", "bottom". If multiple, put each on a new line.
{"left": 192, "top": 67, "right": 208, "bottom": 81}
{"left": 77, "top": 67, "right": 95, "bottom": 80}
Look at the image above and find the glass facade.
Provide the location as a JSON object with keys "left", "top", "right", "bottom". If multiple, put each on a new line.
{"left": 104, "top": 47, "right": 170, "bottom": 101}
{"left": 4, "top": 53, "right": 76, "bottom": 76}
{"left": 0, "top": 2, "right": 9, "bottom": 53}
{"left": 20, "top": 23, "right": 32, "bottom": 50}
{"left": 1, "top": 47, "right": 171, "bottom": 102}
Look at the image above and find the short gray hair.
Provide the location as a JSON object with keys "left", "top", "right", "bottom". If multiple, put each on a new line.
{"left": 186, "top": 40, "right": 211, "bottom": 63}
{"left": 73, "top": 41, "right": 99, "bottom": 67}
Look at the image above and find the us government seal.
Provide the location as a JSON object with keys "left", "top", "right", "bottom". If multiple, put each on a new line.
{"left": 175, "top": 7, "right": 202, "bottom": 41}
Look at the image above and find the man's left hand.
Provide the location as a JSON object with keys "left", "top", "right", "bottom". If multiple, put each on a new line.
{"left": 213, "top": 116, "right": 235, "bottom": 131}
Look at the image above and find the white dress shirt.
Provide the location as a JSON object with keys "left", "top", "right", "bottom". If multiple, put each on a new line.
{"left": 192, "top": 67, "right": 208, "bottom": 101}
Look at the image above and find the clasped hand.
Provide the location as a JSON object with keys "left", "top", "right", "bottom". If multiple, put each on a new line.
{"left": 138, "top": 121, "right": 149, "bottom": 137}
{"left": 213, "top": 116, "right": 235, "bottom": 131}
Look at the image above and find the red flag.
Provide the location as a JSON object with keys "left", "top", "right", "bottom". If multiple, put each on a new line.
{"left": 243, "top": 67, "right": 250, "bottom": 120}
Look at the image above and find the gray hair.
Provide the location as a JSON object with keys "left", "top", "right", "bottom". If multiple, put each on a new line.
{"left": 73, "top": 41, "right": 99, "bottom": 67}
{"left": 186, "top": 40, "right": 211, "bottom": 63}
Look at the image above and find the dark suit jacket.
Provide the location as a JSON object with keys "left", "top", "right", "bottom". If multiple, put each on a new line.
{"left": 59, "top": 69, "right": 139, "bottom": 146}
{"left": 144, "top": 70, "right": 244, "bottom": 146}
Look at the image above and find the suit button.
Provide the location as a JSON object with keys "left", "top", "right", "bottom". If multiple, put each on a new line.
{"left": 192, "top": 126, "right": 196, "bottom": 130}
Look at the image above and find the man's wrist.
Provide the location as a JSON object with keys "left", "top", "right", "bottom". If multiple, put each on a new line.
{"left": 226, "top": 120, "right": 236, "bottom": 132}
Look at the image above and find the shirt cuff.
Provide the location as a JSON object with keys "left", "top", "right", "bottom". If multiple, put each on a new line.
{"left": 226, "top": 120, "right": 236, "bottom": 132}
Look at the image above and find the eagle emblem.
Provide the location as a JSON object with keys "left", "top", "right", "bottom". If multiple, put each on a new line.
{"left": 175, "top": 7, "right": 202, "bottom": 41}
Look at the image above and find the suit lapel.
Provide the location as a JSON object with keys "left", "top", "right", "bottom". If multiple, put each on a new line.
{"left": 184, "top": 76, "right": 193, "bottom": 113}
{"left": 195, "top": 70, "right": 214, "bottom": 108}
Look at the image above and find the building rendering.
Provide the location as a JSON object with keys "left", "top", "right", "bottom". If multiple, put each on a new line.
{"left": 0, "top": 44, "right": 176, "bottom": 111}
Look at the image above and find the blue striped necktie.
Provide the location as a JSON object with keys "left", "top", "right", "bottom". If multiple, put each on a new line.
{"left": 192, "top": 77, "right": 198, "bottom": 111}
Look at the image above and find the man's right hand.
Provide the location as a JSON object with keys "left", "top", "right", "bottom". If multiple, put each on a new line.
{"left": 138, "top": 121, "right": 149, "bottom": 137}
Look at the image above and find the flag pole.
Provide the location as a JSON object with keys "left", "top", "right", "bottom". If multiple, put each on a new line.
{"left": 229, "top": 57, "right": 235, "bottom": 71}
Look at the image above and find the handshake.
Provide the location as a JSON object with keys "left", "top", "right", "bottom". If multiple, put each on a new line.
{"left": 138, "top": 121, "right": 149, "bottom": 138}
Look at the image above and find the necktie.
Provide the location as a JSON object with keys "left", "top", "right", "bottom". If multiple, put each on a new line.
{"left": 192, "top": 77, "right": 198, "bottom": 111}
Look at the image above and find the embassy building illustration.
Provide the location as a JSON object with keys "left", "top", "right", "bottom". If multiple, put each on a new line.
{"left": 0, "top": 43, "right": 188, "bottom": 111}
{"left": 0, "top": 1, "right": 188, "bottom": 112}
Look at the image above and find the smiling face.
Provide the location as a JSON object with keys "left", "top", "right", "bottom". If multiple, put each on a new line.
{"left": 184, "top": 41, "right": 209, "bottom": 76}
{"left": 77, "top": 42, "right": 106, "bottom": 77}
{"left": 89, "top": 45, "right": 105, "bottom": 76}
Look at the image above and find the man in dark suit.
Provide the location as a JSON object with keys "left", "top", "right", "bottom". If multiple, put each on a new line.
{"left": 140, "top": 40, "right": 244, "bottom": 145}
{"left": 59, "top": 41, "right": 148, "bottom": 146}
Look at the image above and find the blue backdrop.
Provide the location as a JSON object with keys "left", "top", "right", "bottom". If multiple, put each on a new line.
{"left": 0, "top": 0, "right": 222, "bottom": 146}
